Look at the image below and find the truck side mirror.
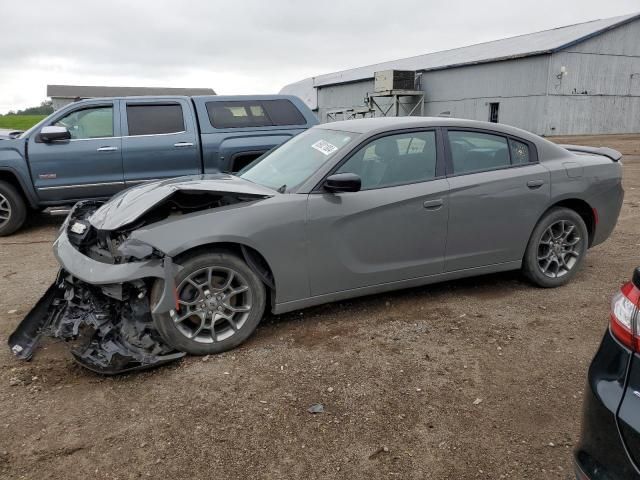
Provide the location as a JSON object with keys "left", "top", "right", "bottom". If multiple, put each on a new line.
{"left": 38, "top": 126, "right": 71, "bottom": 143}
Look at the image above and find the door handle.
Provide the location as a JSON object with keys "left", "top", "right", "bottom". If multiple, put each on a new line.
{"left": 174, "top": 142, "right": 194, "bottom": 148}
{"left": 527, "top": 179, "right": 545, "bottom": 189}
{"left": 423, "top": 199, "right": 444, "bottom": 210}
{"left": 97, "top": 146, "right": 118, "bottom": 152}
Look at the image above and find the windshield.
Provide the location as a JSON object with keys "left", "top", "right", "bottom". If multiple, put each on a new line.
{"left": 239, "top": 128, "right": 357, "bottom": 191}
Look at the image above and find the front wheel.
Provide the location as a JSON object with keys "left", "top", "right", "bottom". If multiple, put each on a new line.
{"left": 522, "top": 207, "right": 588, "bottom": 288}
{"left": 151, "top": 251, "right": 266, "bottom": 355}
{"left": 0, "top": 180, "right": 27, "bottom": 236}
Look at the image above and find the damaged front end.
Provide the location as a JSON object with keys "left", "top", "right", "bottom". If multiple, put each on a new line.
{"left": 8, "top": 200, "right": 185, "bottom": 374}
{"left": 8, "top": 175, "right": 275, "bottom": 374}
{"left": 9, "top": 270, "right": 184, "bottom": 374}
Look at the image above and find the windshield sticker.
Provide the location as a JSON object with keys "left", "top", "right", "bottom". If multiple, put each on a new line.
{"left": 311, "top": 139, "right": 339, "bottom": 156}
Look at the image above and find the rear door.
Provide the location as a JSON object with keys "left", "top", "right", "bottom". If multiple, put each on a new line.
{"left": 120, "top": 99, "right": 200, "bottom": 186}
{"left": 306, "top": 129, "right": 449, "bottom": 295}
{"left": 27, "top": 101, "right": 124, "bottom": 202}
{"left": 443, "top": 128, "right": 550, "bottom": 271}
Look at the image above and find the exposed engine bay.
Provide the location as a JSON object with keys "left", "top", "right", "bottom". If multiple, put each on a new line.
{"left": 67, "top": 190, "right": 262, "bottom": 264}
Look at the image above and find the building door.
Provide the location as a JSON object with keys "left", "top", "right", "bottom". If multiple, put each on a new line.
{"left": 489, "top": 103, "right": 499, "bottom": 123}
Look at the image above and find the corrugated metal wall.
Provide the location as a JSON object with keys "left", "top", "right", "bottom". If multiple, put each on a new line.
{"left": 318, "top": 56, "right": 550, "bottom": 133}
{"left": 316, "top": 18, "right": 640, "bottom": 135}
{"left": 416, "top": 56, "right": 549, "bottom": 133}
{"left": 543, "top": 19, "right": 640, "bottom": 135}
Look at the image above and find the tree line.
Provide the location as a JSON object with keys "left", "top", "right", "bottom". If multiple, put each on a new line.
{"left": 5, "top": 100, "right": 54, "bottom": 116}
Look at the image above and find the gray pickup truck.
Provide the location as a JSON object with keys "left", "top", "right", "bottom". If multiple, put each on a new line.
{"left": 0, "top": 95, "right": 317, "bottom": 235}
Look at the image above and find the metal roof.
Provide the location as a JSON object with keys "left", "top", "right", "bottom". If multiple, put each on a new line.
{"left": 281, "top": 12, "right": 640, "bottom": 104}
{"left": 47, "top": 85, "right": 215, "bottom": 98}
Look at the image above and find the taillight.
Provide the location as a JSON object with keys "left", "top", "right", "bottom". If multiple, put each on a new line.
{"left": 610, "top": 280, "right": 640, "bottom": 350}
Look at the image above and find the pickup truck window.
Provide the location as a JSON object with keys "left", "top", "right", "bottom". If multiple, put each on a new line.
{"left": 54, "top": 106, "right": 114, "bottom": 139}
{"left": 207, "top": 100, "right": 306, "bottom": 129}
{"left": 126, "top": 104, "right": 185, "bottom": 136}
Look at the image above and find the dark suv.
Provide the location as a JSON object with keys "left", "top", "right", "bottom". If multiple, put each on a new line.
{"left": 575, "top": 268, "right": 640, "bottom": 479}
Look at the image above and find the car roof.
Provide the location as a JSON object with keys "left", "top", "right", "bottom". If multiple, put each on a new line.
{"left": 315, "top": 116, "right": 540, "bottom": 141}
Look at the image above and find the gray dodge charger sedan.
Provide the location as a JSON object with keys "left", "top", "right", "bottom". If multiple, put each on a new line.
{"left": 9, "top": 117, "right": 623, "bottom": 373}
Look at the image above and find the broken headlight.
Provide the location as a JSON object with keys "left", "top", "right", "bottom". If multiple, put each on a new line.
{"left": 115, "top": 238, "right": 157, "bottom": 261}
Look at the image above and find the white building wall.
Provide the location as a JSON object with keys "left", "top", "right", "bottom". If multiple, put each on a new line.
{"left": 543, "top": 19, "right": 640, "bottom": 135}
{"left": 318, "top": 55, "right": 550, "bottom": 133}
{"left": 315, "top": 18, "right": 640, "bottom": 135}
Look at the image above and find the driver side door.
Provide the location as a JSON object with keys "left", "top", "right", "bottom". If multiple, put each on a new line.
{"left": 28, "top": 101, "right": 124, "bottom": 202}
{"left": 306, "top": 129, "right": 450, "bottom": 296}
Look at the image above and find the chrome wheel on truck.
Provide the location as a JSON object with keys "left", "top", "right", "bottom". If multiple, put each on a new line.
{"left": 0, "top": 192, "right": 11, "bottom": 228}
{"left": 0, "top": 180, "right": 27, "bottom": 237}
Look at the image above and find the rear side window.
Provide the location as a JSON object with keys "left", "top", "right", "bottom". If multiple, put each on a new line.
{"left": 448, "top": 131, "right": 510, "bottom": 175}
{"left": 207, "top": 100, "right": 306, "bottom": 128}
{"left": 509, "top": 138, "right": 530, "bottom": 164}
{"left": 126, "top": 104, "right": 185, "bottom": 136}
{"left": 262, "top": 100, "right": 306, "bottom": 126}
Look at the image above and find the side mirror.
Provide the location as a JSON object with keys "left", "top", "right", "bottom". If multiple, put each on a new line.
{"left": 324, "top": 173, "right": 361, "bottom": 193}
{"left": 38, "top": 126, "right": 71, "bottom": 143}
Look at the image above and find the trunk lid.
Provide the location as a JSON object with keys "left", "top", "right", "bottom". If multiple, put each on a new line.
{"left": 560, "top": 144, "right": 622, "bottom": 161}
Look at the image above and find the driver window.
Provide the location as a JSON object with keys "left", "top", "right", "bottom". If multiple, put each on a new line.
{"left": 53, "top": 106, "right": 114, "bottom": 140}
{"left": 336, "top": 131, "right": 437, "bottom": 190}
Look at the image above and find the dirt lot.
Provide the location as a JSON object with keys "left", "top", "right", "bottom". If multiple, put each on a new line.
{"left": 0, "top": 135, "right": 638, "bottom": 480}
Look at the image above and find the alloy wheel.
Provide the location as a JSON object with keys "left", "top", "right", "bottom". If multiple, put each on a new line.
{"left": 170, "top": 266, "right": 253, "bottom": 343}
{"left": 537, "top": 220, "right": 582, "bottom": 278}
{"left": 0, "top": 193, "right": 11, "bottom": 227}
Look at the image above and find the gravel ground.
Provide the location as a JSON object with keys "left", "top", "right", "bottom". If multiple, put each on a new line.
{"left": 0, "top": 135, "right": 638, "bottom": 480}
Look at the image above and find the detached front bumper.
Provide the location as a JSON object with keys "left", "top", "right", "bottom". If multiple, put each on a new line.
{"left": 8, "top": 219, "right": 184, "bottom": 374}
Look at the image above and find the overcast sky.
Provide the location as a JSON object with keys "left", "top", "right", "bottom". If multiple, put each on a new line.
{"left": 1, "top": 0, "right": 638, "bottom": 113}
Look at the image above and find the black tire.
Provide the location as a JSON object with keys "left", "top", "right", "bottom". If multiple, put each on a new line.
{"left": 0, "top": 180, "right": 27, "bottom": 236}
{"left": 522, "top": 207, "right": 588, "bottom": 288}
{"left": 150, "top": 250, "right": 266, "bottom": 355}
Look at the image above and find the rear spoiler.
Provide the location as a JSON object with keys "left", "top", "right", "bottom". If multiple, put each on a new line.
{"left": 560, "top": 144, "right": 622, "bottom": 162}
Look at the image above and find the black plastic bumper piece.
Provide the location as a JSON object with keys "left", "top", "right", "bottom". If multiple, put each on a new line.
{"left": 7, "top": 273, "right": 185, "bottom": 375}
{"left": 8, "top": 279, "right": 64, "bottom": 360}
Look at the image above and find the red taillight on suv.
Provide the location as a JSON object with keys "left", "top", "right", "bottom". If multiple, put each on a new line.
{"left": 610, "top": 270, "right": 640, "bottom": 350}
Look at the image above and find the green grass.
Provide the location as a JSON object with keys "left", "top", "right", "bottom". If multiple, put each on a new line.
{"left": 0, "top": 114, "right": 47, "bottom": 131}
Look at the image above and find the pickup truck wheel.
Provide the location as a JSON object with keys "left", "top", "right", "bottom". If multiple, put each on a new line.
{"left": 0, "top": 180, "right": 27, "bottom": 236}
{"left": 150, "top": 251, "right": 266, "bottom": 355}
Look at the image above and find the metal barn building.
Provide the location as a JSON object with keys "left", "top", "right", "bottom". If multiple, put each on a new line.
{"left": 47, "top": 85, "right": 216, "bottom": 111}
{"left": 281, "top": 12, "right": 640, "bottom": 136}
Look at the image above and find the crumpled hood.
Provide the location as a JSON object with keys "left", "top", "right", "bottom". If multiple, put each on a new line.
{"left": 89, "top": 174, "right": 275, "bottom": 231}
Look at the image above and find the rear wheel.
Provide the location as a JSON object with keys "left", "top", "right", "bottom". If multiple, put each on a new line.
{"left": 0, "top": 180, "right": 27, "bottom": 236}
{"left": 151, "top": 251, "right": 266, "bottom": 355}
{"left": 522, "top": 207, "right": 588, "bottom": 288}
